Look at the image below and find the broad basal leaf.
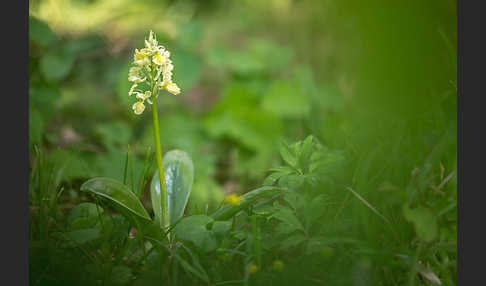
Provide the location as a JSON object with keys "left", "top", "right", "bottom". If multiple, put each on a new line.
{"left": 80, "top": 177, "right": 151, "bottom": 223}
{"left": 151, "top": 150, "right": 194, "bottom": 227}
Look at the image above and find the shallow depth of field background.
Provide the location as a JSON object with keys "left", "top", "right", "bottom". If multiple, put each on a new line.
{"left": 29, "top": 0, "right": 457, "bottom": 285}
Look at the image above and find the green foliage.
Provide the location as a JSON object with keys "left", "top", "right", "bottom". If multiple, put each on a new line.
{"left": 80, "top": 177, "right": 151, "bottom": 222}
{"left": 39, "top": 48, "right": 76, "bottom": 82}
{"left": 403, "top": 205, "right": 438, "bottom": 242}
{"left": 28, "top": 1, "right": 456, "bottom": 284}
{"left": 262, "top": 80, "right": 310, "bottom": 118}
{"left": 173, "top": 215, "right": 230, "bottom": 252}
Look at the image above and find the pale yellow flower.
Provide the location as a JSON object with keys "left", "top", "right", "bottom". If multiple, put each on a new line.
{"left": 152, "top": 50, "right": 167, "bottom": 66}
{"left": 132, "top": 101, "right": 145, "bottom": 115}
{"left": 134, "top": 49, "right": 150, "bottom": 66}
{"left": 164, "top": 81, "right": 181, "bottom": 95}
{"left": 128, "top": 67, "right": 146, "bottom": 82}
{"left": 129, "top": 83, "right": 138, "bottom": 96}
{"left": 136, "top": 91, "right": 152, "bottom": 101}
{"left": 128, "top": 30, "right": 182, "bottom": 114}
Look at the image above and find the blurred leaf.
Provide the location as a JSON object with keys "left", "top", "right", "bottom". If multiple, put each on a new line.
{"left": 151, "top": 150, "right": 194, "bottom": 227}
{"left": 178, "top": 21, "right": 203, "bottom": 50}
{"left": 46, "top": 149, "right": 94, "bottom": 180}
{"left": 95, "top": 121, "right": 132, "bottom": 148}
{"left": 40, "top": 48, "right": 75, "bottom": 82}
{"left": 280, "top": 232, "right": 306, "bottom": 249}
{"left": 262, "top": 81, "right": 310, "bottom": 118}
{"left": 279, "top": 141, "right": 298, "bottom": 168}
{"left": 188, "top": 177, "right": 224, "bottom": 213}
{"left": 207, "top": 39, "right": 293, "bottom": 76}
{"left": 270, "top": 205, "right": 305, "bottom": 233}
{"left": 303, "top": 194, "right": 327, "bottom": 228}
{"left": 29, "top": 87, "right": 61, "bottom": 119}
{"left": 67, "top": 202, "right": 103, "bottom": 230}
{"left": 314, "top": 84, "right": 345, "bottom": 111}
{"left": 205, "top": 83, "right": 283, "bottom": 152}
{"left": 171, "top": 48, "right": 202, "bottom": 90}
{"left": 29, "top": 107, "right": 44, "bottom": 147}
{"left": 64, "top": 34, "right": 105, "bottom": 55}
{"left": 59, "top": 228, "right": 101, "bottom": 246}
{"left": 173, "top": 215, "right": 223, "bottom": 252}
{"left": 29, "top": 16, "right": 56, "bottom": 48}
{"left": 403, "top": 205, "right": 438, "bottom": 242}
{"left": 247, "top": 38, "right": 293, "bottom": 73}
{"left": 91, "top": 149, "right": 144, "bottom": 185}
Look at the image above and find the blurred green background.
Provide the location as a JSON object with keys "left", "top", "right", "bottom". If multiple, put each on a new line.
{"left": 29, "top": 0, "right": 456, "bottom": 284}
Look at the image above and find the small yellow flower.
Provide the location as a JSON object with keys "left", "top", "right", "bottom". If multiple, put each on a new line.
{"left": 224, "top": 194, "right": 243, "bottom": 205}
{"left": 132, "top": 101, "right": 145, "bottom": 115}
{"left": 249, "top": 264, "right": 258, "bottom": 274}
{"left": 272, "top": 260, "right": 284, "bottom": 272}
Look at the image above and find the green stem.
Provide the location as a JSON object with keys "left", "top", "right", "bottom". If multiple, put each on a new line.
{"left": 151, "top": 95, "right": 169, "bottom": 231}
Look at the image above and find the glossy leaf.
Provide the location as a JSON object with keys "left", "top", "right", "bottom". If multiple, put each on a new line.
{"left": 80, "top": 177, "right": 151, "bottom": 222}
{"left": 210, "top": 186, "right": 285, "bottom": 221}
{"left": 151, "top": 150, "right": 194, "bottom": 227}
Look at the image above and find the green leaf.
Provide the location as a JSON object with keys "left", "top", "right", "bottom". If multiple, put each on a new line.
{"left": 210, "top": 186, "right": 285, "bottom": 221}
{"left": 39, "top": 48, "right": 75, "bottom": 82}
{"left": 171, "top": 48, "right": 202, "bottom": 90}
{"left": 95, "top": 121, "right": 132, "bottom": 149}
{"left": 262, "top": 81, "right": 310, "bottom": 118}
{"left": 204, "top": 83, "right": 283, "bottom": 152}
{"left": 270, "top": 205, "right": 305, "bottom": 232}
{"left": 172, "top": 246, "right": 210, "bottom": 283}
{"left": 299, "top": 135, "right": 314, "bottom": 171}
{"left": 29, "top": 87, "right": 61, "bottom": 120}
{"left": 280, "top": 233, "right": 307, "bottom": 249}
{"left": 279, "top": 141, "right": 298, "bottom": 168}
{"left": 68, "top": 202, "right": 103, "bottom": 230}
{"left": 60, "top": 228, "right": 101, "bottom": 246}
{"left": 262, "top": 172, "right": 285, "bottom": 186}
{"left": 29, "top": 16, "right": 56, "bottom": 48}
{"left": 403, "top": 205, "right": 438, "bottom": 242}
{"left": 151, "top": 150, "right": 194, "bottom": 227}
{"left": 80, "top": 177, "right": 151, "bottom": 223}
{"left": 303, "top": 194, "right": 327, "bottom": 228}
{"left": 279, "top": 174, "right": 305, "bottom": 190}
{"left": 173, "top": 215, "right": 227, "bottom": 252}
